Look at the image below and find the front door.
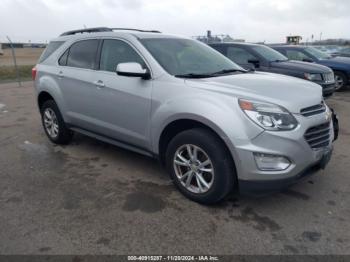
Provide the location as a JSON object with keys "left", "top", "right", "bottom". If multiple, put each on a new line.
{"left": 91, "top": 39, "right": 152, "bottom": 149}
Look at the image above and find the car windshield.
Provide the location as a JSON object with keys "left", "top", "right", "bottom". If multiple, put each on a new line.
{"left": 251, "top": 45, "right": 288, "bottom": 62}
{"left": 139, "top": 38, "right": 243, "bottom": 77}
{"left": 305, "top": 47, "right": 331, "bottom": 59}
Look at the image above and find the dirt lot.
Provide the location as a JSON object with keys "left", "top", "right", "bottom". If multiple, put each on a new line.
{"left": 0, "top": 48, "right": 44, "bottom": 66}
{"left": 0, "top": 81, "right": 350, "bottom": 255}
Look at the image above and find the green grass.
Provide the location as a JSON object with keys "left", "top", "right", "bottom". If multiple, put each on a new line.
{"left": 0, "top": 65, "right": 34, "bottom": 82}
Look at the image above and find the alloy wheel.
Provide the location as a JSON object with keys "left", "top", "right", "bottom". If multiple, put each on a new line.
{"left": 43, "top": 108, "right": 59, "bottom": 138}
{"left": 334, "top": 74, "right": 344, "bottom": 90}
{"left": 173, "top": 144, "right": 214, "bottom": 194}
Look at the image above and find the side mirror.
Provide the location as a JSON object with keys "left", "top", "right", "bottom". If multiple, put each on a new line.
{"left": 116, "top": 62, "right": 151, "bottom": 79}
{"left": 248, "top": 59, "right": 260, "bottom": 68}
{"left": 302, "top": 58, "right": 313, "bottom": 63}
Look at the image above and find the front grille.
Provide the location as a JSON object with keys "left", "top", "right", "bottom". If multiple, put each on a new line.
{"left": 323, "top": 72, "right": 334, "bottom": 83}
{"left": 300, "top": 103, "right": 326, "bottom": 117}
{"left": 304, "top": 122, "right": 331, "bottom": 149}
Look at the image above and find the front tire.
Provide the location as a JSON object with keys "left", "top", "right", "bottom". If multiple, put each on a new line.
{"left": 165, "top": 128, "right": 236, "bottom": 204}
{"left": 334, "top": 71, "right": 348, "bottom": 91}
{"left": 40, "top": 100, "right": 73, "bottom": 145}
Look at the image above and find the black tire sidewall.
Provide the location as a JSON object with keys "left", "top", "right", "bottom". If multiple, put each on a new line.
{"left": 165, "top": 128, "right": 236, "bottom": 204}
{"left": 40, "top": 100, "right": 72, "bottom": 144}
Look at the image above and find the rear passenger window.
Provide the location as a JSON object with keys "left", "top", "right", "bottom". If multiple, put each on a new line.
{"left": 100, "top": 39, "right": 145, "bottom": 72}
{"left": 67, "top": 40, "right": 99, "bottom": 69}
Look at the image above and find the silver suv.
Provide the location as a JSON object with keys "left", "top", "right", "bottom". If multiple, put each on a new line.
{"left": 33, "top": 27, "right": 335, "bottom": 204}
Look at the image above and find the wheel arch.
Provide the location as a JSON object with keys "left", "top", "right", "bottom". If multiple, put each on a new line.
{"left": 35, "top": 74, "right": 68, "bottom": 121}
{"left": 38, "top": 91, "right": 55, "bottom": 109}
{"left": 157, "top": 117, "right": 236, "bottom": 169}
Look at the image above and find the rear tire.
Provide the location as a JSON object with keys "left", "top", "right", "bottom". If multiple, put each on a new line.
{"left": 165, "top": 128, "right": 236, "bottom": 204}
{"left": 40, "top": 100, "right": 73, "bottom": 145}
{"left": 334, "top": 71, "right": 348, "bottom": 91}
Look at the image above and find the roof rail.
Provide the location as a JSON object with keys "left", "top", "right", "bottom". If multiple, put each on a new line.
{"left": 60, "top": 27, "right": 161, "bottom": 36}
{"left": 60, "top": 27, "right": 112, "bottom": 36}
{"left": 110, "top": 28, "right": 161, "bottom": 33}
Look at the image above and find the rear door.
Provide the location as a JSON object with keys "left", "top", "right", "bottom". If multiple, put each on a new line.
{"left": 57, "top": 39, "right": 101, "bottom": 130}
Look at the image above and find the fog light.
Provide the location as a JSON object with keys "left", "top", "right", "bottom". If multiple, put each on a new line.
{"left": 254, "top": 153, "right": 291, "bottom": 171}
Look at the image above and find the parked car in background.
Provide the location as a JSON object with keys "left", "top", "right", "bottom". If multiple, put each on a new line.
{"left": 209, "top": 43, "right": 335, "bottom": 97}
{"left": 313, "top": 46, "right": 328, "bottom": 53}
{"left": 272, "top": 45, "right": 350, "bottom": 91}
{"left": 314, "top": 45, "right": 341, "bottom": 57}
{"left": 333, "top": 47, "right": 350, "bottom": 58}
{"left": 33, "top": 27, "right": 336, "bottom": 203}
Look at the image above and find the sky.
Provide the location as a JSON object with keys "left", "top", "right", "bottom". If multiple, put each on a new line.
{"left": 0, "top": 0, "right": 349, "bottom": 43}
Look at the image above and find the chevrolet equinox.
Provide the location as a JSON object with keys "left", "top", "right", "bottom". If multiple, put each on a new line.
{"left": 33, "top": 27, "right": 336, "bottom": 204}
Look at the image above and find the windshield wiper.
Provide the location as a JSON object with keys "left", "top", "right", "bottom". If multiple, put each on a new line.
{"left": 273, "top": 59, "right": 288, "bottom": 62}
{"left": 175, "top": 69, "right": 247, "bottom": 79}
{"left": 209, "top": 68, "right": 248, "bottom": 75}
{"left": 174, "top": 73, "right": 215, "bottom": 79}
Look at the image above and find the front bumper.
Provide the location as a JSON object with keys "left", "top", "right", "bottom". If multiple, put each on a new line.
{"left": 239, "top": 158, "right": 327, "bottom": 196}
{"left": 239, "top": 145, "right": 333, "bottom": 196}
{"left": 224, "top": 111, "right": 335, "bottom": 195}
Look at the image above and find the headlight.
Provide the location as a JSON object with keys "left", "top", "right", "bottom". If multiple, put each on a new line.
{"left": 304, "top": 73, "right": 322, "bottom": 81}
{"left": 238, "top": 99, "right": 298, "bottom": 131}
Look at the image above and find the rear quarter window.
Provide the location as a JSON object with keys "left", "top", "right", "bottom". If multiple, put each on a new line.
{"left": 58, "top": 48, "right": 69, "bottom": 66}
{"left": 38, "top": 41, "right": 65, "bottom": 63}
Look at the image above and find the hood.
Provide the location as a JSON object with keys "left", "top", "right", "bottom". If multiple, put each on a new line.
{"left": 185, "top": 72, "right": 323, "bottom": 114}
{"left": 318, "top": 56, "right": 350, "bottom": 69}
{"left": 270, "top": 60, "right": 332, "bottom": 73}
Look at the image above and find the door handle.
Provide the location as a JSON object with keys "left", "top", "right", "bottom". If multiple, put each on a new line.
{"left": 93, "top": 80, "right": 105, "bottom": 88}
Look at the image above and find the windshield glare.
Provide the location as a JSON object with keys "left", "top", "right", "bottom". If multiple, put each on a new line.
{"left": 251, "top": 45, "right": 288, "bottom": 62}
{"left": 305, "top": 47, "right": 331, "bottom": 59}
{"left": 140, "top": 38, "right": 242, "bottom": 76}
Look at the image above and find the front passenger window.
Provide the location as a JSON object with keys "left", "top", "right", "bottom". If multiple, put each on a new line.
{"left": 100, "top": 39, "right": 146, "bottom": 72}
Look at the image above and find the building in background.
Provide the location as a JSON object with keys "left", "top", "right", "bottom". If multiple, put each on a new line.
{"left": 1, "top": 42, "right": 46, "bottom": 49}
{"left": 312, "top": 38, "right": 350, "bottom": 46}
{"left": 286, "top": 36, "right": 302, "bottom": 45}
{"left": 194, "top": 30, "right": 245, "bottom": 44}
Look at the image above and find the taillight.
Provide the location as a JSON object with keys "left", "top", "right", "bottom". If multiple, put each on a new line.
{"left": 32, "top": 67, "right": 37, "bottom": 81}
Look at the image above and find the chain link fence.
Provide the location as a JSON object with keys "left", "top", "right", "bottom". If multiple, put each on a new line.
{"left": 0, "top": 37, "right": 45, "bottom": 86}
